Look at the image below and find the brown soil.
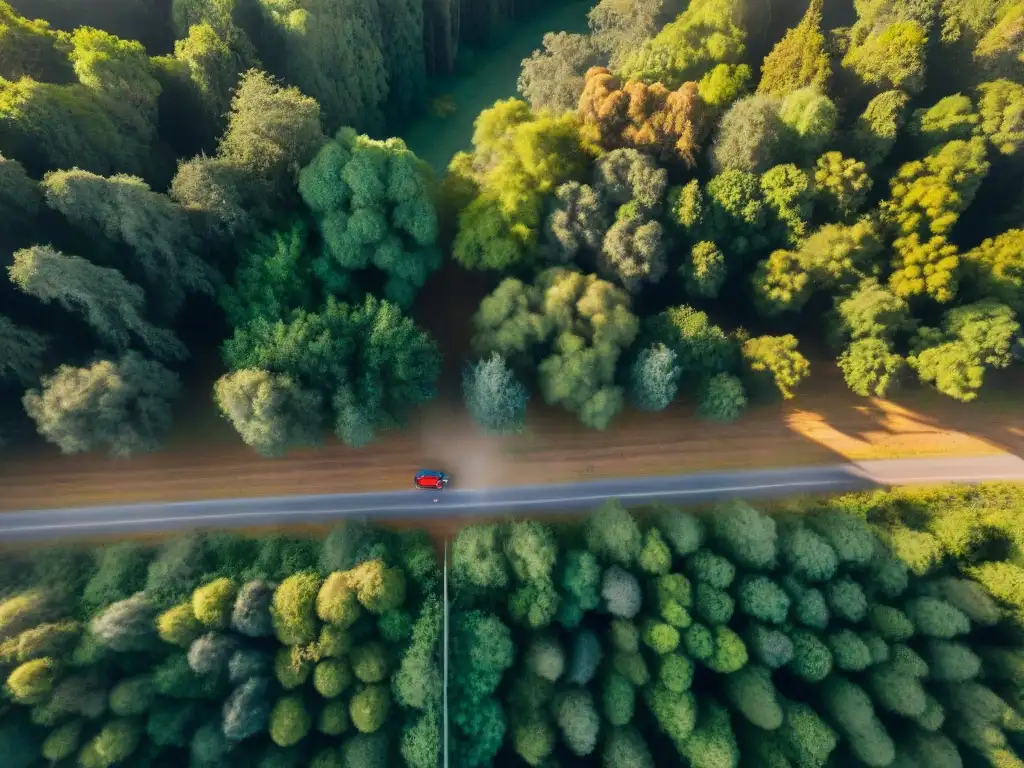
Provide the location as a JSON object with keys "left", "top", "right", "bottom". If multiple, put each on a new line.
{"left": 1, "top": 361, "right": 1021, "bottom": 513}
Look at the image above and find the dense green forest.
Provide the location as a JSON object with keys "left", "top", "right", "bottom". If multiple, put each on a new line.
{"left": 0, "top": 0, "right": 1022, "bottom": 458}
{"left": 1, "top": 483, "right": 1023, "bottom": 767}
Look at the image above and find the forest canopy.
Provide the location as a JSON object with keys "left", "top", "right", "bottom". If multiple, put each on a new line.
{"left": 0, "top": 0, "right": 1022, "bottom": 454}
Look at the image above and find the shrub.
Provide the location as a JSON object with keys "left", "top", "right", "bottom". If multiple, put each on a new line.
{"left": 350, "top": 684, "right": 391, "bottom": 733}
{"left": 351, "top": 642, "right": 389, "bottom": 683}
{"left": 603, "top": 726, "right": 654, "bottom": 768}
{"left": 109, "top": 675, "right": 155, "bottom": 716}
{"left": 7, "top": 657, "right": 57, "bottom": 704}
{"left": 611, "top": 620, "right": 640, "bottom": 653}
{"left": 869, "top": 605, "right": 915, "bottom": 641}
{"left": 686, "top": 550, "right": 735, "bottom": 588}
{"left": 746, "top": 623, "right": 795, "bottom": 668}
{"left": 274, "top": 647, "right": 312, "bottom": 689}
{"left": 684, "top": 623, "right": 714, "bottom": 661}
{"left": 824, "top": 577, "right": 868, "bottom": 623}
{"left": 789, "top": 629, "right": 833, "bottom": 682}
{"left": 780, "top": 524, "right": 838, "bottom": 581}
{"left": 567, "top": 630, "right": 602, "bottom": 685}
{"left": 695, "top": 583, "right": 735, "bottom": 625}
{"left": 269, "top": 694, "right": 311, "bottom": 747}
{"left": 316, "top": 573, "right": 361, "bottom": 627}
{"left": 926, "top": 640, "right": 981, "bottom": 682}
{"left": 192, "top": 578, "right": 236, "bottom": 629}
{"left": 272, "top": 573, "right": 323, "bottom": 645}
{"left": 710, "top": 501, "right": 778, "bottom": 569}
{"left": 527, "top": 634, "right": 565, "bottom": 682}
{"left": 555, "top": 688, "right": 600, "bottom": 756}
{"left": 725, "top": 665, "right": 783, "bottom": 729}
{"left": 585, "top": 500, "right": 643, "bottom": 566}
{"left": 157, "top": 603, "right": 201, "bottom": 647}
{"left": 602, "top": 566, "right": 642, "bottom": 618}
{"left": 318, "top": 700, "right": 349, "bottom": 735}
{"left": 642, "top": 620, "right": 680, "bottom": 655}
{"left": 314, "top": 659, "right": 353, "bottom": 698}
{"left": 659, "top": 653, "right": 694, "bottom": 693}
{"left": 737, "top": 575, "right": 791, "bottom": 624}
{"left": 828, "top": 629, "right": 873, "bottom": 671}
{"left": 603, "top": 671, "right": 636, "bottom": 726}
{"left": 904, "top": 597, "right": 971, "bottom": 638}
{"left": 821, "top": 677, "right": 895, "bottom": 767}
{"left": 655, "top": 507, "right": 706, "bottom": 557}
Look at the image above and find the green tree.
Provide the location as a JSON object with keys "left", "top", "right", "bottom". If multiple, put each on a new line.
{"left": 78, "top": 719, "right": 142, "bottom": 768}
{"left": 683, "top": 241, "right": 727, "bottom": 298}
{"left": 221, "top": 295, "right": 440, "bottom": 448}
{"left": 216, "top": 68, "right": 326, "bottom": 200}
{"left": 602, "top": 566, "right": 642, "bottom": 619}
{"left": 462, "top": 353, "right": 529, "bottom": 435}
{"left": 451, "top": 524, "right": 508, "bottom": 593}
{"left": 91, "top": 593, "right": 157, "bottom": 652}
{"left": 849, "top": 89, "right": 912, "bottom": 167}
{"left": 839, "top": 338, "right": 906, "bottom": 397}
{"left": 831, "top": 278, "right": 914, "bottom": 345}
{"left": 9, "top": 245, "right": 186, "bottom": 362}
{"left": 298, "top": 128, "right": 441, "bottom": 308}
{"left": 603, "top": 726, "right": 654, "bottom": 768}
{"left": 269, "top": 694, "right": 311, "bottom": 747}
{"left": 554, "top": 688, "right": 600, "bottom": 756}
{"left": 697, "top": 372, "right": 747, "bottom": 422}
{"left": 629, "top": 343, "right": 680, "bottom": 411}
{"left": 232, "top": 580, "right": 275, "bottom": 637}
{"left": 962, "top": 229, "right": 1024, "bottom": 315}
{"left": 842, "top": 20, "right": 930, "bottom": 96}
{"left": 350, "top": 684, "right": 390, "bottom": 733}
{"left": 821, "top": 677, "right": 895, "bottom": 766}
{"left": 0, "top": 2, "right": 73, "bottom": 82}
{"left": 976, "top": 79, "right": 1024, "bottom": 156}
{"left": 472, "top": 268, "right": 638, "bottom": 430}
{"left": 725, "top": 665, "right": 783, "bottom": 729}
{"left": 41, "top": 169, "right": 214, "bottom": 318}
{"left": 813, "top": 151, "right": 872, "bottom": 221}
{"left": 777, "top": 87, "right": 838, "bottom": 165}
{"left": 219, "top": 220, "right": 314, "bottom": 329}
{"left": 757, "top": 0, "right": 829, "bottom": 96}
{"left": 741, "top": 334, "right": 810, "bottom": 400}
{"left": 23, "top": 353, "right": 180, "bottom": 458}
{"left": 453, "top": 103, "right": 589, "bottom": 271}
{"left": 617, "top": 0, "right": 747, "bottom": 88}
{"left": 585, "top": 500, "right": 642, "bottom": 566}
{"left": 261, "top": 0, "right": 387, "bottom": 132}
{"left": 271, "top": 572, "right": 322, "bottom": 645}
{"left": 711, "top": 94, "right": 786, "bottom": 174}
{"left": 214, "top": 369, "right": 324, "bottom": 457}
{"left": 518, "top": 32, "right": 602, "bottom": 113}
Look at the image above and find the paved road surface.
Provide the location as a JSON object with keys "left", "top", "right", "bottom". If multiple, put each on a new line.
{"left": 1, "top": 455, "right": 1023, "bottom": 541}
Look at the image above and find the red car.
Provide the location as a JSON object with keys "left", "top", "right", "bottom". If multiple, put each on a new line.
{"left": 414, "top": 470, "right": 450, "bottom": 491}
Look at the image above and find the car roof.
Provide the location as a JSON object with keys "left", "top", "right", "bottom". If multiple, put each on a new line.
{"left": 415, "top": 470, "right": 443, "bottom": 477}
